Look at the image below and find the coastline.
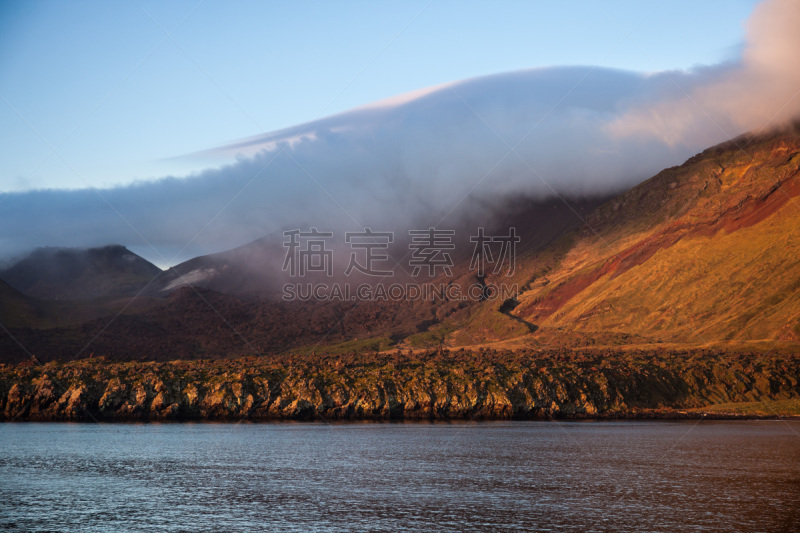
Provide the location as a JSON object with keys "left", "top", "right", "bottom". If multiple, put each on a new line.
{"left": 3, "top": 412, "right": 800, "bottom": 423}
{"left": 3, "top": 349, "right": 800, "bottom": 422}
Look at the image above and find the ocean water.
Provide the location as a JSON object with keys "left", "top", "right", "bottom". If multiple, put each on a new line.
{"left": 1, "top": 420, "right": 799, "bottom": 532}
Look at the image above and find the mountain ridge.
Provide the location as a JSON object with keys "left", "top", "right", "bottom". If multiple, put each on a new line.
{"left": 508, "top": 121, "right": 800, "bottom": 345}
{"left": 2, "top": 123, "right": 800, "bottom": 361}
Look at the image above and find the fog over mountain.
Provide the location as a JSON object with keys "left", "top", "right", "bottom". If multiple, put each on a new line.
{"left": 1, "top": 0, "right": 797, "bottom": 268}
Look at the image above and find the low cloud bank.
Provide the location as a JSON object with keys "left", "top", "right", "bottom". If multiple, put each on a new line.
{"left": 1, "top": 0, "right": 797, "bottom": 268}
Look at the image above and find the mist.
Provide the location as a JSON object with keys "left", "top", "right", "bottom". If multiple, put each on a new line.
{"left": 608, "top": 0, "right": 800, "bottom": 146}
{"left": 1, "top": 0, "right": 797, "bottom": 269}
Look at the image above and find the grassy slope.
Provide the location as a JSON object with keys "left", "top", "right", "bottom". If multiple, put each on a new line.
{"left": 550, "top": 196, "right": 800, "bottom": 342}
{"left": 504, "top": 125, "right": 800, "bottom": 348}
{"left": 692, "top": 398, "right": 800, "bottom": 416}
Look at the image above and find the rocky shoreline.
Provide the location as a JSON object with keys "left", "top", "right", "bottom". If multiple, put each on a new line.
{"left": 2, "top": 349, "right": 799, "bottom": 422}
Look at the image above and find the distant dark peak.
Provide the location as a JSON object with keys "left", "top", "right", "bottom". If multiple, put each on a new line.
{"left": 0, "top": 244, "right": 161, "bottom": 300}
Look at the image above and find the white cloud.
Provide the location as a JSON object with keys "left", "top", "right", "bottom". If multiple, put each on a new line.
{"left": 1, "top": 0, "right": 797, "bottom": 267}
{"left": 608, "top": 0, "right": 800, "bottom": 147}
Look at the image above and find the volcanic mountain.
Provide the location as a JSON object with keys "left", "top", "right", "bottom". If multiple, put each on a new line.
{"left": 503, "top": 122, "right": 800, "bottom": 346}
{"left": 0, "top": 279, "right": 48, "bottom": 329}
{"left": 0, "top": 245, "right": 161, "bottom": 300}
{"left": 1, "top": 123, "right": 800, "bottom": 362}
{"left": 142, "top": 194, "right": 609, "bottom": 298}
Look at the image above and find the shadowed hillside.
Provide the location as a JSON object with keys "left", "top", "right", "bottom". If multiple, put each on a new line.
{"left": 0, "top": 280, "right": 46, "bottom": 329}
{"left": 0, "top": 245, "right": 161, "bottom": 300}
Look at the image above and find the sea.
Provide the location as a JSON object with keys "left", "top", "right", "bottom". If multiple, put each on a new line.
{"left": 1, "top": 420, "right": 799, "bottom": 532}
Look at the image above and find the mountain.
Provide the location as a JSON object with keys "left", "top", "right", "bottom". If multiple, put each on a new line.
{"left": 145, "top": 235, "right": 284, "bottom": 296}
{"left": 0, "top": 245, "right": 161, "bottom": 300}
{"left": 0, "top": 196, "right": 607, "bottom": 362}
{"left": 503, "top": 122, "right": 800, "bottom": 346}
{"left": 0, "top": 279, "right": 101, "bottom": 331}
{"left": 0, "top": 278, "right": 46, "bottom": 329}
{"left": 2, "top": 124, "right": 800, "bottom": 362}
{"left": 147, "top": 195, "right": 609, "bottom": 297}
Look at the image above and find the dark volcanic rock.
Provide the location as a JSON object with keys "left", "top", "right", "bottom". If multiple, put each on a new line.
{"left": 2, "top": 349, "right": 799, "bottom": 421}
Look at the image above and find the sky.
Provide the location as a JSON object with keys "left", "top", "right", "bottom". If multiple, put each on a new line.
{"left": 4, "top": 0, "right": 799, "bottom": 269}
{"left": 1, "top": 0, "right": 757, "bottom": 191}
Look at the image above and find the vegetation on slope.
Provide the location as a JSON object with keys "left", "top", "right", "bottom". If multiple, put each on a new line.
{"left": 511, "top": 123, "right": 800, "bottom": 345}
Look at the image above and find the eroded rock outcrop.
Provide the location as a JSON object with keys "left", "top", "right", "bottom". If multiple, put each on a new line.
{"left": 2, "top": 349, "right": 799, "bottom": 421}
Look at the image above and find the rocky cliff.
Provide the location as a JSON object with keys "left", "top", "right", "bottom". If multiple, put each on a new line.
{"left": 3, "top": 349, "right": 799, "bottom": 421}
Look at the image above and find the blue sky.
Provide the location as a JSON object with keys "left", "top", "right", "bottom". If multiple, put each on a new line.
{"left": 1, "top": 0, "right": 758, "bottom": 192}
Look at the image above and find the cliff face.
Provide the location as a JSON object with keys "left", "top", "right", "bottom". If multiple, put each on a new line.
{"left": 2, "top": 349, "right": 799, "bottom": 421}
